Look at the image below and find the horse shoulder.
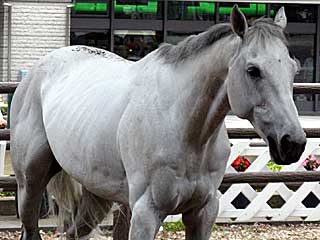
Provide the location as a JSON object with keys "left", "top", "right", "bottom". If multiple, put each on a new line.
{"left": 205, "top": 124, "right": 231, "bottom": 174}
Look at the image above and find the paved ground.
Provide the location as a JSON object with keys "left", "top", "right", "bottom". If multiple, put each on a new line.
{"left": 1, "top": 223, "right": 320, "bottom": 240}
{"left": 0, "top": 216, "right": 57, "bottom": 230}
{"left": 0, "top": 215, "right": 112, "bottom": 231}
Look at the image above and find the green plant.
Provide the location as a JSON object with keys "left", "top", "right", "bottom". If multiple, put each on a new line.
{"left": 162, "top": 221, "right": 219, "bottom": 232}
{"left": 162, "top": 221, "right": 185, "bottom": 231}
{"left": 0, "top": 191, "right": 15, "bottom": 197}
{"left": 267, "top": 161, "right": 283, "bottom": 172}
{"left": 213, "top": 224, "right": 219, "bottom": 231}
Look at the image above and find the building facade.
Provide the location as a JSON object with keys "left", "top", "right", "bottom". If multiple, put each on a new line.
{"left": 1, "top": 0, "right": 320, "bottom": 114}
{"left": 0, "top": 0, "right": 72, "bottom": 82}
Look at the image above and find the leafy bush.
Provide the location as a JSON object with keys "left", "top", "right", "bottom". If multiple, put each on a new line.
{"left": 267, "top": 161, "right": 283, "bottom": 172}
{"left": 0, "top": 191, "right": 15, "bottom": 197}
{"left": 162, "top": 221, "right": 219, "bottom": 232}
{"left": 162, "top": 221, "right": 185, "bottom": 231}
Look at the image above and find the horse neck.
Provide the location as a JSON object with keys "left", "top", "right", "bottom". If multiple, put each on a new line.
{"left": 173, "top": 35, "right": 240, "bottom": 147}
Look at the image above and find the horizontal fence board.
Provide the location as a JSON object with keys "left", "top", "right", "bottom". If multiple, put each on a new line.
{"left": 222, "top": 171, "right": 320, "bottom": 184}
{"left": 0, "top": 176, "right": 17, "bottom": 190}
{"left": 0, "top": 82, "right": 320, "bottom": 94}
{"left": 293, "top": 83, "right": 320, "bottom": 94}
{"left": 219, "top": 182, "right": 304, "bottom": 190}
{"left": 0, "top": 128, "right": 319, "bottom": 141}
{"left": 1, "top": 172, "right": 320, "bottom": 192}
{"left": 227, "top": 128, "right": 320, "bottom": 138}
{"left": 0, "top": 129, "right": 11, "bottom": 140}
{"left": 0, "top": 82, "right": 18, "bottom": 93}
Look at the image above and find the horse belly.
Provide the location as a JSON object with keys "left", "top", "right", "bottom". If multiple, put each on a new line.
{"left": 45, "top": 103, "right": 130, "bottom": 202}
{"left": 41, "top": 60, "right": 132, "bottom": 202}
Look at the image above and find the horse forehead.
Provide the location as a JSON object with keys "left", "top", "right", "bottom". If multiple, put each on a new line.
{"left": 243, "top": 44, "right": 288, "bottom": 67}
{"left": 244, "top": 39, "right": 288, "bottom": 63}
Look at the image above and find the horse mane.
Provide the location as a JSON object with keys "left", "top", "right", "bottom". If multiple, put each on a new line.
{"left": 157, "top": 18, "right": 288, "bottom": 64}
{"left": 157, "top": 23, "right": 233, "bottom": 64}
{"left": 244, "top": 18, "right": 289, "bottom": 48}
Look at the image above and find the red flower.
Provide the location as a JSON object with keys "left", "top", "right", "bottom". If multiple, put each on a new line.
{"left": 232, "top": 156, "right": 251, "bottom": 172}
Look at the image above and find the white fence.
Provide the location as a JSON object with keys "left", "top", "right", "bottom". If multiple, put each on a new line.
{"left": 166, "top": 139, "right": 320, "bottom": 223}
{"left": 0, "top": 141, "right": 6, "bottom": 176}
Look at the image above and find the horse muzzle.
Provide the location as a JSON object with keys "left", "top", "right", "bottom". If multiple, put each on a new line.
{"left": 268, "top": 134, "right": 306, "bottom": 165}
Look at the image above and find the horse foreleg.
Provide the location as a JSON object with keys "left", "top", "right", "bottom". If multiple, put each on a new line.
{"left": 66, "top": 188, "right": 112, "bottom": 240}
{"left": 129, "top": 191, "right": 165, "bottom": 240}
{"left": 182, "top": 194, "right": 219, "bottom": 240}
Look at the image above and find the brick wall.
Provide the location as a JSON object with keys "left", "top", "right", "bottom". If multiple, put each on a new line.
{"left": 1, "top": 0, "right": 71, "bottom": 82}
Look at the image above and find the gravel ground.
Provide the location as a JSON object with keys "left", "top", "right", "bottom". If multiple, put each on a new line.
{"left": 1, "top": 223, "right": 320, "bottom": 240}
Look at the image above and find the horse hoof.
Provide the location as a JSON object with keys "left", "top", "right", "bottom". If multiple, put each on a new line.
{"left": 20, "top": 230, "right": 42, "bottom": 240}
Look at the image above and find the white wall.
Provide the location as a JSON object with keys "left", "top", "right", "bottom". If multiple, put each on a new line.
{"left": 0, "top": 2, "right": 8, "bottom": 82}
{"left": 1, "top": 0, "right": 71, "bottom": 81}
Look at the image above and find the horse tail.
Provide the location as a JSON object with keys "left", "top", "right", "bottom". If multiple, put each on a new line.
{"left": 47, "top": 170, "right": 82, "bottom": 231}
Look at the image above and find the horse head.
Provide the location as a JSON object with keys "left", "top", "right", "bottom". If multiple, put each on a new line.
{"left": 227, "top": 5, "right": 306, "bottom": 165}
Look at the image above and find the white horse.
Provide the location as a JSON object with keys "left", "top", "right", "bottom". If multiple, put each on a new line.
{"left": 11, "top": 6, "right": 306, "bottom": 240}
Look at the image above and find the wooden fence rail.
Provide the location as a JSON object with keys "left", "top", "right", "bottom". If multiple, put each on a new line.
{"left": 222, "top": 171, "right": 320, "bottom": 184}
{"left": 0, "top": 128, "right": 320, "bottom": 141}
{"left": 2, "top": 172, "right": 320, "bottom": 192}
{"left": 0, "top": 82, "right": 18, "bottom": 94}
{"left": 2, "top": 82, "right": 320, "bottom": 94}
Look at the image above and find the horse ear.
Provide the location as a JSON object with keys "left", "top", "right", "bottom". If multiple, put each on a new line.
{"left": 274, "top": 7, "right": 287, "bottom": 29}
{"left": 230, "top": 5, "right": 248, "bottom": 39}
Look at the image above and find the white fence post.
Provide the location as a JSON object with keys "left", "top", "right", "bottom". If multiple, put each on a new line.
{"left": 0, "top": 141, "right": 6, "bottom": 176}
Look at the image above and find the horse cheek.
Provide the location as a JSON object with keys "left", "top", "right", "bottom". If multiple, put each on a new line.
{"left": 227, "top": 74, "right": 252, "bottom": 118}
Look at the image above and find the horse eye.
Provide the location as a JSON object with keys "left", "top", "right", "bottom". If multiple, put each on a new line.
{"left": 247, "top": 66, "right": 261, "bottom": 79}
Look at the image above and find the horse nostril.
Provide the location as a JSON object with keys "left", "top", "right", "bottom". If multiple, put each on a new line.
{"left": 280, "top": 134, "right": 293, "bottom": 155}
{"left": 280, "top": 134, "right": 306, "bottom": 161}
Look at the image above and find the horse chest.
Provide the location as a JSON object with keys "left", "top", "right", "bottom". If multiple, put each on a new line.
{"left": 174, "top": 176, "right": 213, "bottom": 213}
{"left": 151, "top": 165, "right": 213, "bottom": 214}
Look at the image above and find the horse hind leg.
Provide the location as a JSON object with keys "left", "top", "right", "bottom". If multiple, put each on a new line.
{"left": 66, "top": 188, "right": 112, "bottom": 240}
{"left": 12, "top": 128, "right": 61, "bottom": 240}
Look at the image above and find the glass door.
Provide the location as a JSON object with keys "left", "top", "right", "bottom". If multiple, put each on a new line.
{"left": 270, "top": 4, "right": 317, "bottom": 113}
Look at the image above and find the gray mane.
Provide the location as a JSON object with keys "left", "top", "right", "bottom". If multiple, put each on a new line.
{"left": 157, "top": 18, "right": 288, "bottom": 64}
{"left": 157, "top": 23, "right": 233, "bottom": 64}
{"left": 244, "top": 18, "right": 288, "bottom": 48}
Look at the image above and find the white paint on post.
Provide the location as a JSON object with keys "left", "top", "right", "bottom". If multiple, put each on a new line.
{"left": 0, "top": 141, "right": 6, "bottom": 176}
